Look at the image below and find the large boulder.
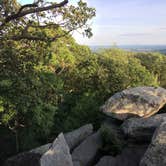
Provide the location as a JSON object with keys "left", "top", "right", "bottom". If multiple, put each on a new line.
{"left": 101, "top": 87, "right": 166, "bottom": 120}
{"left": 140, "top": 121, "right": 166, "bottom": 166}
{"left": 121, "top": 113, "right": 166, "bottom": 142}
{"left": 72, "top": 131, "right": 102, "bottom": 166}
{"left": 40, "top": 133, "right": 73, "bottom": 166}
{"left": 95, "top": 156, "right": 116, "bottom": 166}
{"left": 64, "top": 124, "right": 93, "bottom": 151}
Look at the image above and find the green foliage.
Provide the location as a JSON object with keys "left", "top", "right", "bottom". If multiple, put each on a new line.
{"left": 0, "top": 40, "right": 62, "bottom": 152}
{"left": 100, "top": 124, "right": 125, "bottom": 156}
{"left": 0, "top": 0, "right": 96, "bottom": 41}
{"left": 96, "top": 48, "right": 158, "bottom": 95}
{"left": 135, "top": 52, "right": 166, "bottom": 88}
{"left": 61, "top": 93, "right": 104, "bottom": 132}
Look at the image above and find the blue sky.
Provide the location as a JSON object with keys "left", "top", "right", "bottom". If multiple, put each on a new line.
{"left": 19, "top": 0, "right": 166, "bottom": 45}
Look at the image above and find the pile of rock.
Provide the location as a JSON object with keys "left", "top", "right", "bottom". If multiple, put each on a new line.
{"left": 4, "top": 86, "right": 166, "bottom": 166}
{"left": 98, "top": 86, "right": 166, "bottom": 166}
{"left": 4, "top": 124, "right": 103, "bottom": 166}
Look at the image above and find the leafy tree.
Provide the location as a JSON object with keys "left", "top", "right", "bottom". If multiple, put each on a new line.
{"left": 0, "top": 40, "right": 60, "bottom": 151}
{"left": 135, "top": 52, "right": 166, "bottom": 88}
{"left": 97, "top": 48, "right": 158, "bottom": 95}
{"left": 0, "top": 0, "right": 96, "bottom": 158}
{"left": 0, "top": 0, "right": 95, "bottom": 41}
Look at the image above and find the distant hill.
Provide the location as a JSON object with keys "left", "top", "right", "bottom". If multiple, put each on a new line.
{"left": 90, "top": 45, "right": 166, "bottom": 54}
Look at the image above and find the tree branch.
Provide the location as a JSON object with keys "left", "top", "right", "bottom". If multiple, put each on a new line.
{"left": 17, "top": 0, "right": 40, "bottom": 14}
{"left": 1, "top": 0, "right": 68, "bottom": 27}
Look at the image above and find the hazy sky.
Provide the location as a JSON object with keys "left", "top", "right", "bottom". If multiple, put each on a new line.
{"left": 19, "top": 0, "right": 166, "bottom": 45}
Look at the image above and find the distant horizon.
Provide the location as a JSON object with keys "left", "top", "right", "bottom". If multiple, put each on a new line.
{"left": 88, "top": 44, "right": 166, "bottom": 46}
{"left": 88, "top": 44, "right": 166, "bottom": 54}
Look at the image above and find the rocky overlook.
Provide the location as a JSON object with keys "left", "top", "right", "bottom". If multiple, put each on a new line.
{"left": 3, "top": 86, "right": 166, "bottom": 166}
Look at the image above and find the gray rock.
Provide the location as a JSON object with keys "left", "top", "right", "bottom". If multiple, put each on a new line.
{"left": 140, "top": 121, "right": 166, "bottom": 166}
{"left": 115, "top": 145, "right": 148, "bottom": 166}
{"left": 64, "top": 124, "right": 93, "bottom": 151}
{"left": 40, "top": 133, "right": 73, "bottom": 166}
{"left": 101, "top": 87, "right": 166, "bottom": 120}
{"left": 72, "top": 161, "right": 81, "bottom": 166}
{"left": 95, "top": 156, "right": 116, "bottom": 166}
{"left": 72, "top": 131, "right": 102, "bottom": 166}
{"left": 30, "top": 143, "right": 51, "bottom": 155}
{"left": 30, "top": 124, "right": 93, "bottom": 155}
{"left": 95, "top": 145, "right": 147, "bottom": 166}
{"left": 3, "top": 152, "right": 41, "bottom": 166}
{"left": 121, "top": 113, "right": 166, "bottom": 141}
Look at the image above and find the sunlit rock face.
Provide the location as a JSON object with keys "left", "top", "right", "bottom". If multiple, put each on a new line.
{"left": 101, "top": 87, "right": 166, "bottom": 120}
{"left": 140, "top": 121, "right": 166, "bottom": 166}
{"left": 40, "top": 133, "right": 73, "bottom": 166}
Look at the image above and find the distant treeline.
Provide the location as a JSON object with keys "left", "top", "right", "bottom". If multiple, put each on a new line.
{"left": 90, "top": 45, "right": 166, "bottom": 54}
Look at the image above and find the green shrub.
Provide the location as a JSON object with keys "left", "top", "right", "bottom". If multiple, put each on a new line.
{"left": 100, "top": 124, "right": 125, "bottom": 156}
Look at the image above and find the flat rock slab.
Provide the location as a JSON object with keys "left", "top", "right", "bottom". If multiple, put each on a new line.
{"left": 40, "top": 133, "right": 73, "bottom": 166}
{"left": 121, "top": 113, "right": 166, "bottom": 142}
{"left": 101, "top": 87, "right": 166, "bottom": 120}
{"left": 140, "top": 121, "right": 166, "bottom": 166}
{"left": 64, "top": 124, "right": 93, "bottom": 151}
{"left": 72, "top": 131, "right": 102, "bottom": 166}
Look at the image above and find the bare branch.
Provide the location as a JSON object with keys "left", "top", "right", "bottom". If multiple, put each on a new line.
{"left": 30, "top": 23, "right": 60, "bottom": 29}
{"left": 17, "top": 0, "right": 40, "bottom": 14}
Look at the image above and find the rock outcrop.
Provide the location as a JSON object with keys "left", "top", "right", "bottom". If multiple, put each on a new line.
{"left": 121, "top": 113, "right": 166, "bottom": 142}
{"left": 64, "top": 124, "right": 93, "bottom": 151}
{"left": 101, "top": 87, "right": 166, "bottom": 120}
{"left": 4, "top": 86, "right": 166, "bottom": 166}
{"left": 40, "top": 133, "right": 73, "bottom": 166}
{"left": 30, "top": 124, "right": 93, "bottom": 156}
{"left": 72, "top": 131, "right": 102, "bottom": 166}
{"left": 3, "top": 124, "right": 93, "bottom": 166}
{"left": 140, "top": 121, "right": 166, "bottom": 166}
